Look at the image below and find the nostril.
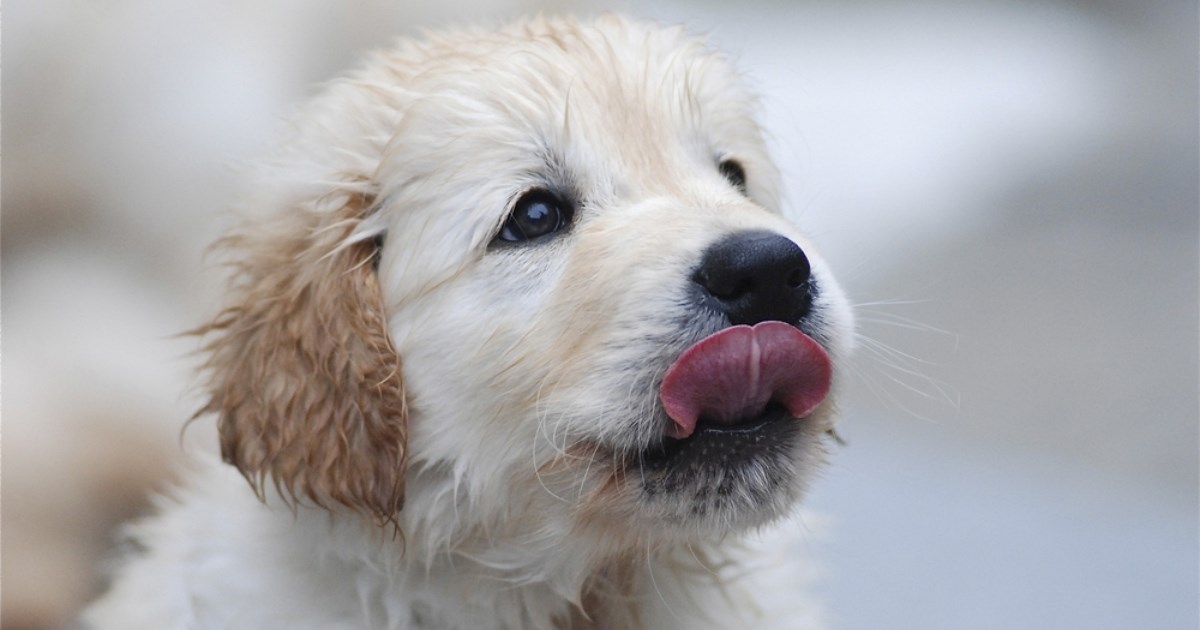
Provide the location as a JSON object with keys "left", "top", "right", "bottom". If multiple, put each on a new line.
{"left": 694, "top": 269, "right": 751, "bottom": 301}
{"left": 787, "top": 246, "right": 812, "bottom": 290}
{"left": 786, "top": 268, "right": 805, "bottom": 288}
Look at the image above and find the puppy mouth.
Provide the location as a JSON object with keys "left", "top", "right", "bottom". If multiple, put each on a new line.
{"left": 639, "top": 401, "right": 797, "bottom": 468}
{"left": 641, "top": 322, "right": 832, "bottom": 471}
{"left": 659, "top": 322, "right": 831, "bottom": 438}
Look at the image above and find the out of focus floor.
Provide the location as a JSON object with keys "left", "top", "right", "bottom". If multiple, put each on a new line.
{"left": 810, "top": 405, "right": 1197, "bottom": 630}
{"left": 4, "top": 0, "right": 1196, "bottom": 628}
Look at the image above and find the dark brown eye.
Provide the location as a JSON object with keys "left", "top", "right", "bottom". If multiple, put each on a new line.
{"left": 719, "top": 159, "right": 747, "bottom": 192}
{"left": 497, "top": 189, "right": 573, "bottom": 243}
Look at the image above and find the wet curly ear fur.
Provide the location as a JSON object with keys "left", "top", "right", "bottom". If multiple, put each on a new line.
{"left": 196, "top": 191, "right": 407, "bottom": 524}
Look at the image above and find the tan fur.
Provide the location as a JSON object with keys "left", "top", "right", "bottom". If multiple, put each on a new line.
{"left": 82, "top": 16, "right": 847, "bottom": 629}
{"left": 196, "top": 191, "right": 408, "bottom": 524}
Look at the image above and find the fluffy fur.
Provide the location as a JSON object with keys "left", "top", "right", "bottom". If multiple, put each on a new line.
{"left": 82, "top": 14, "right": 852, "bottom": 629}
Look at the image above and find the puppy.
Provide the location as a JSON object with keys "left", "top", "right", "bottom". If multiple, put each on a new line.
{"left": 81, "top": 14, "right": 853, "bottom": 629}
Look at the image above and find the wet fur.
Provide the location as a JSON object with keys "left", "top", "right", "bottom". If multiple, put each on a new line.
{"left": 82, "top": 14, "right": 849, "bottom": 629}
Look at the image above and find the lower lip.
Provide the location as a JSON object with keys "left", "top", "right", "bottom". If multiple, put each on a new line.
{"left": 639, "top": 402, "right": 795, "bottom": 468}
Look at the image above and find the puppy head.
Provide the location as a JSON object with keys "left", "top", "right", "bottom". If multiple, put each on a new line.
{"left": 203, "top": 14, "right": 852, "bottom": 544}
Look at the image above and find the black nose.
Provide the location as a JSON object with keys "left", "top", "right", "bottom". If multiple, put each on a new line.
{"left": 693, "top": 230, "right": 813, "bottom": 326}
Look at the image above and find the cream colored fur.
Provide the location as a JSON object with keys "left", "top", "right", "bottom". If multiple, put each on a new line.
{"left": 82, "top": 14, "right": 852, "bottom": 629}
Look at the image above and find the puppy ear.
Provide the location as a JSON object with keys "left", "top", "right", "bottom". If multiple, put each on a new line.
{"left": 197, "top": 192, "right": 407, "bottom": 524}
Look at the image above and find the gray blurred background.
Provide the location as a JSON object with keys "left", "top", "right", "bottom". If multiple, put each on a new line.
{"left": 4, "top": 1, "right": 1197, "bottom": 628}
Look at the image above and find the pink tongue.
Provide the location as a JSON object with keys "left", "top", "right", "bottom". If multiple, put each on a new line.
{"left": 659, "top": 321, "right": 832, "bottom": 439}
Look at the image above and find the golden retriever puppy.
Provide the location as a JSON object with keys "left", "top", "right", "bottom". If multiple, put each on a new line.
{"left": 81, "top": 14, "right": 853, "bottom": 629}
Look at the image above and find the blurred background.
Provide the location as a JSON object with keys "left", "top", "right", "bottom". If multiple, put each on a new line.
{"left": 3, "top": 0, "right": 1196, "bottom": 628}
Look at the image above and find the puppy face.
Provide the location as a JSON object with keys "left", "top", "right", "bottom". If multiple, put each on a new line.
{"left": 367, "top": 16, "right": 853, "bottom": 539}
{"left": 206, "top": 15, "right": 851, "bottom": 549}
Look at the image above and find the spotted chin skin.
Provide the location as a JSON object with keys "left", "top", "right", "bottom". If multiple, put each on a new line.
{"left": 628, "top": 403, "right": 829, "bottom": 530}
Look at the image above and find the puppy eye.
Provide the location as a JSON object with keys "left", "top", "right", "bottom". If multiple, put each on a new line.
{"left": 718, "top": 159, "right": 747, "bottom": 192}
{"left": 497, "top": 189, "right": 573, "bottom": 243}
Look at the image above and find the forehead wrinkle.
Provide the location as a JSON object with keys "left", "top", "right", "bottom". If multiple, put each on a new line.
{"left": 511, "top": 23, "right": 731, "bottom": 173}
{"left": 579, "top": 43, "right": 731, "bottom": 198}
{"left": 491, "top": 22, "right": 713, "bottom": 130}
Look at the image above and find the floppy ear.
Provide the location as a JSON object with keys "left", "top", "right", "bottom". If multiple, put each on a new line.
{"left": 197, "top": 191, "right": 408, "bottom": 524}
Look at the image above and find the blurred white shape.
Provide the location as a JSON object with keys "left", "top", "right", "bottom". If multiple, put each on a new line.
{"left": 651, "top": 2, "right": 1122, "bottom": 275}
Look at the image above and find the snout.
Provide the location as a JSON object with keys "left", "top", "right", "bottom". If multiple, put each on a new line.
{"left": 545, "top": 213, "right": 846, "bottom": 533}
{"left": 657, "top": 229, "right": 832, "bottom": 441}
{"left": 692, "top": 230, "right": 814, "bottom": 327}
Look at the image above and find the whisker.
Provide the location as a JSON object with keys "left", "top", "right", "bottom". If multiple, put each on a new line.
{"left": 843, "top": 295, "right": 962, "bottom": 421}
{"left": 645, "top": 539, "right": 683, "bottom": 623}
{"left": 855, "top": 333, "right": 941, "bottom": 367}
{"left": 856, "top": 315, "right": 957, "bottom": 339}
